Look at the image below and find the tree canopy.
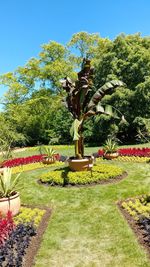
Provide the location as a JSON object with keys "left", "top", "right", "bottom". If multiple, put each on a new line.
{"left": 0, "top": 32, "right": 150, "bottom": 146}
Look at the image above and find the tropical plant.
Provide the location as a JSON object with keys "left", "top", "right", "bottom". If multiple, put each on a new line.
{"left": 61, "top": 58, "right": 124, "bottom": 158}
{"left": 103, "top": 138, "right": 118, "bottom": 154}
{"left": 0, "top": 168, "right": 20, "bottom": 198}
{"left": 43, "top": 147, "right": 57, "bottom": 160}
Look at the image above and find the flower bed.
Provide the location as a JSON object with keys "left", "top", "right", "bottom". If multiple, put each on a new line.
{"left": 97, "top": 147, "right": 150, "bottom": 162}
{"left": 39, "top": 164, "right": 125, "bottom": 186}
{"left": 98, "top": 147, "right": 150, "bottom": 158}
{"left": 12, "top": 161, "right": 65, "bottom": 174}
{"left": 112, "top": 156, "right": 149, "bottom": 163}
{"left": 119, "top": 195, "right": 150, "bottom": 256}
{"left": 2, "top": 154, "right": 60, "bottom": 168}
{"left": 0, "top": 206, "right": 51, "bottom": 267}
{"left": 118, "top": 148, "right": 150, "bottom": 157}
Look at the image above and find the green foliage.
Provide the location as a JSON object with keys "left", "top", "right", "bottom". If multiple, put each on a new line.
{"left": 67, "top": 31, "right": 101, "bottom": 65}
{"left": 122, "top": 195, "right": 150, "bottom": 221}
{"left": 0, "top": 32, "right": 150, "bottom": 146}
{"left": 11, "top": 145, "right": 150, "bottom": 267}
{"left": 14, "top": 207, "right": 45, "bottom": 227}
{"left": 0, "top": 168, "right": 21, "bottom": 197}
{"left": 40, "top": 163, "right": 124, "bottom": 186}
{"left": 103, "top": 138, "right": 118, "bottom": 153}
{"left": 42, "top": 147, "right": 56, "bottom": 159}
{"left": 0, "top": 113, "right": 26, "bottom": 160}
{"left": 94, "top": 33, "right": 150, "bottom": 143}
{"left": 70, "top": 119, "right": 83, "bottom": 141}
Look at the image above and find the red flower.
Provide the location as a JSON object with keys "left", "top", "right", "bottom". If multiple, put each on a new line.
{"left": 2, "top": 153, "right": 61, "bottom": 167}
{"left": 0, "top": 211, "right": 15, "bottom": 246}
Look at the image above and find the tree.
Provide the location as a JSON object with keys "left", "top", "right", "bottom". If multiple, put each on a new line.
{"left": 0, "top": 113, "right": 25, "bottom": 160}
{"left": 61, "top": 59, "right": 124, "bottom": 158}
{"left": 94, "top": 33, "right": 150, "bottom": 142}
{"left": 1, "top": 32, "right": 150, "bottom": 146}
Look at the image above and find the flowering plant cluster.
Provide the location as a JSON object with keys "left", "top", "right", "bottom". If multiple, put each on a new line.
{"left": 122, "top": 195, "right": 150, "bottom": 246}
{"left": 2, "top": 154, "right": 60, "bottom": 168}
{"left": 118, "top": 147, "right": 150, "bottom": 157}
{"left": 98, "top": 147, "right": 150, "bottom": 158}
{"left": 0, "top": 207, "right": 45, "bottom": 266}
{"left": 0, "top": 211, "right": 15, "bottom": 246}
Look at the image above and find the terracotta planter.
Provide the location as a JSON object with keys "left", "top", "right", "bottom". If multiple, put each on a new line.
{"left": 42, "top": 157, "right": 56, "bottom": 165}
{"left": 104, "top": 152, "right": 119, "bottom": 160}
{"left": 68, "top": 156, "right": 94, "bottom": 171}
{"left": 0, "top": 167, "right": 5, "bottom": 175}
{"left": 0, "top": 192, "right": 20, "bottom": 216}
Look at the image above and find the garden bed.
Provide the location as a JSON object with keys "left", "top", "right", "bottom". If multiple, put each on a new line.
{"left": 12, "top": 161, "right": 65, "bottom": 174}
{"left": 39, "top": 164, "right": 127, "bottom": 187}
{"left": 96, "top": 156, "right": 150, "bottom": 163}
{"left": 0, "top": 205, "right": 51, "bottom": 267}
{"left": 97, "top": 147, "right": 150, "bottom": 163}
{"left": 118, "top": 195, "right": 150, "bottom": 258}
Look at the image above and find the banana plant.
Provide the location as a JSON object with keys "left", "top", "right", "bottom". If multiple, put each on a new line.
{"left": 61, "top": 58, "right": 125, "bottom": 159}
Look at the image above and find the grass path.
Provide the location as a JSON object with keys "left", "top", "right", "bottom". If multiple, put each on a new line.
{"left": 18, "top": 160, "right": 150, "bottom": 267}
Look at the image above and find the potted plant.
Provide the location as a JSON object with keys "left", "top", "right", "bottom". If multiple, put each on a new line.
{"left": 103, "top": 138, "right": 119, "bottom": 159}
{"left": 60, "top": 58, "right": 124, "bottom": 171}
{"left": 0, "top": 168, "right": 21, "bottom": 216}
{"left": 42, "top": 147, "right": 57, "bottom": 164}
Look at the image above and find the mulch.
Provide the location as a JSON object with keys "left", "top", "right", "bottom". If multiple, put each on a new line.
{"left": 117, "top": 201, "right": 150, "bottom": 259}
{"left": 22, "top": 205, "right": 52, "bottom": 267}
{"left": 38, "top": 171, "right": 128, "bottom": 188}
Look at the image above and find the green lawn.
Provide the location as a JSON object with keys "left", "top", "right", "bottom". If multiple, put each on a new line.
{"left": 16, "top": 146, "right": 150, "bottom": 267}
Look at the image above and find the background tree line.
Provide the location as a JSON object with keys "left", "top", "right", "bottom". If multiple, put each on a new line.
{"left": 0, "top": 32, "right": 150, "bottom": 147}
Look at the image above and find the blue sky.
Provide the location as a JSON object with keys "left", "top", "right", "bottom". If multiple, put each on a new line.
{"left": 0, "top": 0, "right": 150, "bottom": 98}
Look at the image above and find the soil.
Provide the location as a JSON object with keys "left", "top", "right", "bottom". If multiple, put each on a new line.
{"left": 22, "top": 205, "right": 52, "bottom": 267}
{"left": 38, "top": 171, "right": 128, "bottom": 188}
{"left": 117, "top": 201, "right": 150, "bottom": 259}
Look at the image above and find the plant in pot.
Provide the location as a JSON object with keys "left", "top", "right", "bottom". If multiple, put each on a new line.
{"left": 103, "top": 138, "right": 119, "bottom": 160}
{"left": 60, "top": 58, "right": 125, "bottom": 171}
{"left": 42, "top": 147, "right": 57, "bottom": 164}
{"left": 0, "top": 168, "right": 21, "bottom": 216}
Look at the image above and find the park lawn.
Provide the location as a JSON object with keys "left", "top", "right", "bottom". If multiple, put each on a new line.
{"left": 17, "top": 157, "right": 150, "bottom": 267}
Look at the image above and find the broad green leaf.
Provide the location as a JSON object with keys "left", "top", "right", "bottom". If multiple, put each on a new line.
{"left": 70, "top": 119, "right": 82, "bottom": 141}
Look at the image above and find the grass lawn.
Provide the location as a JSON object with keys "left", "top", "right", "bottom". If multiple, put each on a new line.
{"left": 15, "top": 146, "right": 150, "bottom": 267}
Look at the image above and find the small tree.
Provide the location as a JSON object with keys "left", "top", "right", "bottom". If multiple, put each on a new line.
{"left": 61, "top": 59, "right": 124, "bottom": 159}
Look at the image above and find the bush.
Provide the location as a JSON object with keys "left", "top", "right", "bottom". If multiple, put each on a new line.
{"left": 40, "top": 164, "right": 124, "bottom": 186}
